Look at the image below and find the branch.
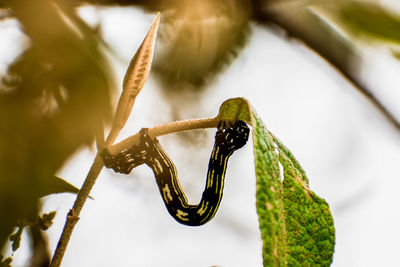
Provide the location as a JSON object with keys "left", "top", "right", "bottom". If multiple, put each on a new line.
{"left": 253, "top": 2, "right": 400, "bottom": 131}
{"left": 49, "top": 116, "right": 219, "bottom": 267}
{"left": 49, "top": 155, "right": 103, "bottom": 267}
{"left": 49, "top": 12, "right": 160, "bottom": 267}
{"left": 107, "top": 117, "right": 220, "bottom": 154}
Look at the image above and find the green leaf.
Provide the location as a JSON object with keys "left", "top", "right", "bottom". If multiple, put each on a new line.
{"left": 336, "top": 2, "right": 400, "bottom": 44}
{"left": 217, "top": 98, "right": 335, "bottom": 266}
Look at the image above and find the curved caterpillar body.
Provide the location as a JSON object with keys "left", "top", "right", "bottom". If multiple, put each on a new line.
{"left": 101, "top": 121, "right": 249, "bottom": 226}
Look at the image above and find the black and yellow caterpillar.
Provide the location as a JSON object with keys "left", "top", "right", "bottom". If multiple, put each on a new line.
{"left": 101, "top": 121, "right": 249, "bottom": 226}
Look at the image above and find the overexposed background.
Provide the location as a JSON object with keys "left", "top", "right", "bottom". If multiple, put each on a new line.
{"left": 2, "top": 5, "right": 400, "bottom": 267}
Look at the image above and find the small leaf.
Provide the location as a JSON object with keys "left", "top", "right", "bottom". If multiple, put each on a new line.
{"left": 217, "top": 98, "right": 335, "bottom": 266}
{"left": 37, "top": 176, "right": 81, "bottom": 198}
{"left": 37, "top": 211, "right": 57, "bottom": 230}
{"left": 108, "top": 12, "right": 160, "bottom": 142}
{"left": 217, "top": 97, "right": 252, "bottom": 123}
{"left": 8, "top": 211, "right": 57, "bottom": 253}
{"left": 9, "top": 226, "right": 24, "bottom": 252}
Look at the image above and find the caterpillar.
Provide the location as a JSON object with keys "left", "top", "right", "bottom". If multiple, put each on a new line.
{"left": 101, "top": 121, "right": 249, "bottom": 226}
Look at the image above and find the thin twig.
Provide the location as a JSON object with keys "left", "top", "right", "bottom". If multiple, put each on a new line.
{"left": 49, "top": 116, "right": 220, "bottom": 267}
{"left": 49, "top": 13, "right": 160, "bottom": 267}
{"left": 107, "top": 117, "right": 220, "bottom": 154}
{"left": 49, "top": 155, "right": 104, "bottom": 267}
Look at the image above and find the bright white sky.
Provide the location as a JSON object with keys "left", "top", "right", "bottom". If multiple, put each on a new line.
{"left": 2, "top": 5, "right": 400, "bottom": 267}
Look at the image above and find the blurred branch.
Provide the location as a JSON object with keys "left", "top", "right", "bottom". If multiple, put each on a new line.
{"left": 252, "top": 1, "right": 400, "bottom": 131}
{"left": 29, "top": 224, "right": 51, "bottom": 267}
{"left": 50, "top": 116, "right": 220, "bottom": 267}
{"left": 0, "top": 0, "right": 159, "bottom": 9}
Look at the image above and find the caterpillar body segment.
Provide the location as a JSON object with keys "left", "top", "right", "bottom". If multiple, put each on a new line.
{"left": 101, "top": 121, "right": 249, "bottom": 226}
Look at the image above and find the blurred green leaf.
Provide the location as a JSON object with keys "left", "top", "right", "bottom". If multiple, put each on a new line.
{"left": 218, "top": 98, "right": 335, "bottom": 266}
{"left": 337, "top": 2, "right": 400, "bottom": 44}
{"left": 37, "top": 176, "right": 80, "bottom": 198}
{"left": 153, "top": 0, "right": 252, "bottom": 89}
{"left": 8, "top": 210, "right": 56, "bottom": 254}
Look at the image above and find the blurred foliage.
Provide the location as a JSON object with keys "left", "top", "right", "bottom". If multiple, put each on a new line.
{"left": 335, "top": 2, "right": 400, "bottom": 43}
{"left": 152, "top": 0, "right": 252, "bottom": 88}
{"left": 9, "top": 226, "right": 22, "bottom": 252}
{"left": 328, "top": 1, "right": 400, "bottom": 52}
{"left": 37, "top": 211, "right": 57, "bottom": 231}
{"left": 252, "top": 0, "right": 400, "bottom": 131}
{"left": 0, "top": 0, "right": 113, "bottom": 261}
{"left": 218, "top": 98, "right": 335, "bottom": 266}
{"left": 9, "top": 211, "right": 56, "bottom": 253}
{"left": 46, "top": 0, "right": 253, "bottom": 89}
{"left": 0, "top": 256, "right": 12, "bottom": 267}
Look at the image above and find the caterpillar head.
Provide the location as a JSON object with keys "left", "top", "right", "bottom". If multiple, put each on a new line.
{"left": 216, "top": 120, "right": 249, "bottom": 151}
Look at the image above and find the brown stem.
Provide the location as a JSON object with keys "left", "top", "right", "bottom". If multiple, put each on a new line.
{"left": 50, "top": 12, "right": 161, "bottom": 266}
{"left": 107, "top": 117, "right": 220, "bottom": 154}
{"left": 49, "top": 116, "right": 219, "bottom": 267}
{"left": 49, "top": 155, "right": 104, "bottom": 267}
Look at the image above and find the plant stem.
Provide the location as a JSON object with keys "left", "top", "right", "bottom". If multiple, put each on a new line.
{"left": 107, "top": 117, "right": 220, "bottom": 154}
{"left": 50, "top": 12, "right": 162, "bottom": 266}
{"left": 49, "top": 155, "right": 103, "bottom": 267}
{"left": 49, "top": 116, "right": 220, "bottom": 267}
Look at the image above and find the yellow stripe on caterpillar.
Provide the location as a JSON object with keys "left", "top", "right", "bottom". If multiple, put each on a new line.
{"left": 176, "top": 209, "right": 189, "bottom": 221}
{"left": 162, "top": 184, "right": 173, "bottom": 203}
{"left": 101, "top": 121, "right": 250, "bottom": 226}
